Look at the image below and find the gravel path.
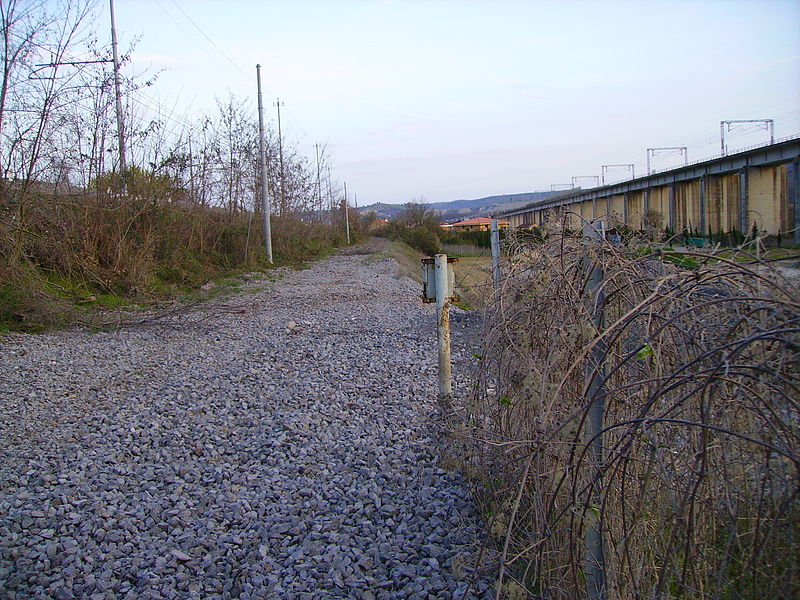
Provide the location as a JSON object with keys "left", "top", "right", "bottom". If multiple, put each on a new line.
{"left": 0, "top": 242, "right": 491, "bottom": 600}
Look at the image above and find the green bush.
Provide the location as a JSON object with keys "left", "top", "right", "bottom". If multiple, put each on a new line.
{"left": 374, "top": 216, "right": 443, "bottom": 256}
{"left": 440, "top": 229, "right": 491, "bottom": 248}
{"left": 403, "top": 226, "right": 441, "bottom": 256}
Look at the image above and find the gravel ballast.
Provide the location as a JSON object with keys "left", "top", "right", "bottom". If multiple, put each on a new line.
{"left": 0, "top": 243, "right": 491, "bottom": 600}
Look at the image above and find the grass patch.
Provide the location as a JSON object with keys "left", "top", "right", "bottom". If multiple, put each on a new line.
{"left": 368, "top": 239, "right": 424, "bottom": 283}
{"left": 452, "top": 256, "right": 492, "bottom": 308}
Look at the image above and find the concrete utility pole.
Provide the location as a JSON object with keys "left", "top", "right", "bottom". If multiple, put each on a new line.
{"left": 188, "top": 137, "right": 195, "bottom": 204}
{"left": 343, "top": 181, "right": 350, "bottom": 244}
{"left": 256, "top": 64, "right": 273, "bottom": 263}
{"left": 109, "top": 0, "right": 126, "bottom": 176}
{"left": 274, "top": 98, "right": 285, "bottom": 214}
{"left": 315, "top": 143, "right": 323, "bottom": 221}
{"left": 327, "top": 167, "right": 334, "bottom": 226}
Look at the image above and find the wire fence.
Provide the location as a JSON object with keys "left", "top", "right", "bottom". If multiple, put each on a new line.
{"left": 452, "top": 229, "right": 800, "bottom": 599}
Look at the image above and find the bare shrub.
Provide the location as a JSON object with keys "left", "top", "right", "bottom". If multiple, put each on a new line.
{"left": 459, "top": 231, "right": 799, "bottom": 599}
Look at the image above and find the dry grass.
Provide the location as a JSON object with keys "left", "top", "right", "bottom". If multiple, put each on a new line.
{"left": 0, "top": 191, "right": 343, "bottom": 331}
{"left": 452, "top": 256, "right": 493, "bottom": 309}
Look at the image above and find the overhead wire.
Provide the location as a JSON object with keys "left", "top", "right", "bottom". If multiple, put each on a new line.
{"left": 168, "top": 0, "right": 252, "bottom": 85}
{"left": 669, "top": 98, "right": 800, "bottom": 149}
{"left": 130, "top": 88, "right": 196, "bottom": 131}
{"left": 143, "top": 1, "right": 321, "bottom": 176}
{"left": 151, "top": 0, "right": 242, "bottom": 83}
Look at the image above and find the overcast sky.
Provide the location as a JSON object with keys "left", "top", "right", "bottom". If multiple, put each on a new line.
{"left": 105, "top": 0, "right": 799, "bottom": 205}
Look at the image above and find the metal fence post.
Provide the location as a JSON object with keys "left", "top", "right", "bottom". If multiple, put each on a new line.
{"left": 490, "top": 219, "right": 501, "bottom": 292}
{"left": 583, "top": 222, "right": 607, "bottom": 600}
{"left": 435, "top": 254, "right": 453, "bottom": 403}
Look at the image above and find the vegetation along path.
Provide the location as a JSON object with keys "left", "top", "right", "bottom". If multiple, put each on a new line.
{"left": 0, "top": 240, "right": 491, "bottom": 600}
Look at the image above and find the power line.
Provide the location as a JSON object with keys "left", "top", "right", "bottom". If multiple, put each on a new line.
{"left": 168, "top": 0, "right": 251, "bottom": 84}
{"left": 151, "top": 0, "right": 240, "bottom": 81}
{"left": 282, "top": 104, "right": 311, "bottom": 144}
{"left": 132, "top": 2, "right": 320, "bottom": 174}
{"left": 131, "top": 89, "right": 196, "bottom": 130}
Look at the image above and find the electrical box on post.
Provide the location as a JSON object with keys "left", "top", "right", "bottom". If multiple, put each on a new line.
{"left": 421, "top": 256, "right": 458, "bottom": 303}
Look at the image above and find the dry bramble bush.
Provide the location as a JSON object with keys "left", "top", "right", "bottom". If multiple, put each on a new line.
{"left": 453, "top": 227, "right": 799, "bottom": 599}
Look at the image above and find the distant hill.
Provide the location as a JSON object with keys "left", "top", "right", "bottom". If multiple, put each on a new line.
{"left": 359, "top": 191, "right": 555, "bottom": 221}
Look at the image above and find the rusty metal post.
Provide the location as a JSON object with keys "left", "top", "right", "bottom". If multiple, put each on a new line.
{"left": 435, "top": 254, "right": 452, "bottom": 402}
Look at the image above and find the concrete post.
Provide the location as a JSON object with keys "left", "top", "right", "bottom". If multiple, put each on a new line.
{"left": 490, "top": 219, "right": 501, "bottom": 292}
{"left": 434, "top": 254, "right": 452, "bottom": 403}
{"left": 582, "top": 222, "right": 607, "bottom": 600}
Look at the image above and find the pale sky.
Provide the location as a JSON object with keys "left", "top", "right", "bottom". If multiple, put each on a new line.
{"left": 102, "top": 0, "right": 799, "bottom": 205}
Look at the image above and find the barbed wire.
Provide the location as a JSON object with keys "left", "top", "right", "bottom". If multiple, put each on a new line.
{"left": 446, "top": 231, "right": 800, "bottom": 599}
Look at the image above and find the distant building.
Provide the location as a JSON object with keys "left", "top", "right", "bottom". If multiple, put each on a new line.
{"left": 441, "top": 217, "right": 510, "bottom": 232}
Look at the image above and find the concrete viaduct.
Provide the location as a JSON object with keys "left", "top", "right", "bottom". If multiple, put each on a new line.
{"left": 495, "top": 136, "right": 800, "bottom": 244}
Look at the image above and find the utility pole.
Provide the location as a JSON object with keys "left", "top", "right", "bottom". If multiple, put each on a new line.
{"left": 327, "top": 166, "right": 334, "bottom": 226}
{"left": 343, "top": 181, "right": 350, "bottom": 244}
{"left": 188, "top": 137, "right": 195, "bottom": 204}
{"left": 315, "top": 143, "right": 323, "bottom": 221}
{"left": 109, "top": 0, "right": 126, "bottom": 177}
{"left": 274, "top": 98, "right": 285, "bottom": 215}
{"left": 256, "top": 64, "right": 273, "bottom": 263}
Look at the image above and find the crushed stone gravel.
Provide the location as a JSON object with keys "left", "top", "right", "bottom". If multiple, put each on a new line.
{"left": 0, "top": 242, "right": 491, "bottom": 600}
